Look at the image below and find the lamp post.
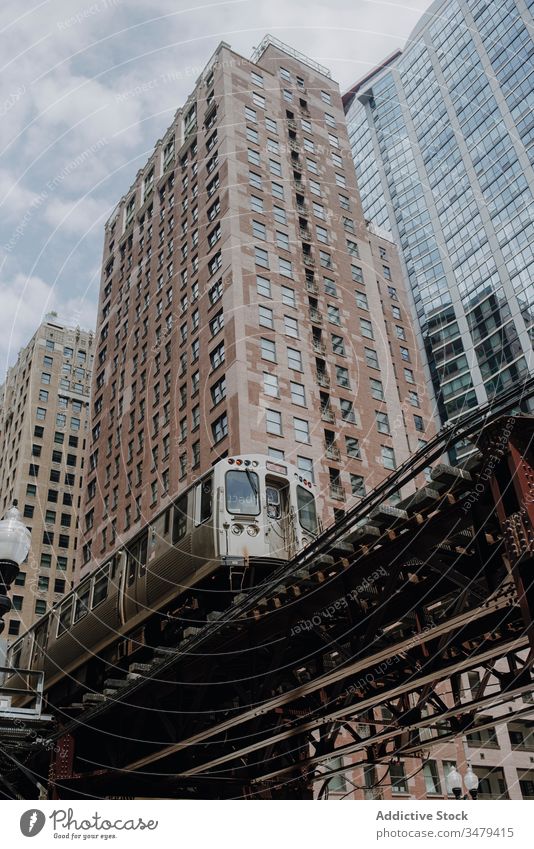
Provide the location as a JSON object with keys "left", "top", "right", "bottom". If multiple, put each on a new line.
{"left": 0, "top": 503, "right": 31, "bottom": 653}
{"left": 446, "top": 763, "right": 479, "bottom": 800}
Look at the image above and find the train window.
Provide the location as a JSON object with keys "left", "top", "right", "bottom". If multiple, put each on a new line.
{"left": 139, "top": 533, "right": 148, "bottom": 577}
{"left": 198, "top": 475, "right": 213, "bottom": 524}
{"left": 57, "top": 600, "right": 73, "bottom": 637}
{"left": 33, "top": 620, "right": 48, "bottom": 659}
{"left": 297, "top": 485, "right": 318, "bottom": 533}
{"left": 74, "top": 584, "right": 90, "bottom": 623}
{"left": 172, "top": 495, "right": 188, "bottom": 543}
{"left": 226, "top": 470, "right": 260, "bottom": 515}
{"left": 92, "top": 564, "right": 110, "bottom": 608}
{"left": 266, "top": 486, "right": 281, "bottom": 519}
{"left": 127, "top": 550, "right": 136, "bottom": 586}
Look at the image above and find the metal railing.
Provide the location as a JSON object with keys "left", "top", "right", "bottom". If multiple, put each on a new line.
{"left": 0, "top": 666, "right": 46, "bottom": 719}
{"left": 251, "top": 35, "right": 332, "bottom": 79}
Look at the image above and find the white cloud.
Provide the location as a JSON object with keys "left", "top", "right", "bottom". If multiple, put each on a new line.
{"left": 44, "top": 195, "right": 110, "bottom": 236}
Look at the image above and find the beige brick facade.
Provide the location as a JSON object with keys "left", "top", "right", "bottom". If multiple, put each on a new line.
{"left": 0, "top": 317, "right": 93, "bottom": 637}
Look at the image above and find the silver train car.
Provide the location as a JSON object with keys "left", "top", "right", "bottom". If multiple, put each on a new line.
{"left": 6, "top": 454, "right": 318, "bottom": 702}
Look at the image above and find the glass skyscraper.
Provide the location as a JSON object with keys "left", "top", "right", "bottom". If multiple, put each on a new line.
{"left": 345, "top": 0, "right": 534, "bottom": 423}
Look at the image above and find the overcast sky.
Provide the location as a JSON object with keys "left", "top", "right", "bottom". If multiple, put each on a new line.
{"left": 0, "top": 0, "right": 433, "bottom": 374}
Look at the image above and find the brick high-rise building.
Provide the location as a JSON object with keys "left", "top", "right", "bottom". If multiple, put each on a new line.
{"left": 0, "top": 316, "right": 93, "bottom": 638}
{"left": 80, "top": 35, "right": 434, "bottom": 577}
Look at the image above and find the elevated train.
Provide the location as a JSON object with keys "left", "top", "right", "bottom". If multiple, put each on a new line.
{"left": 5, "top": 454, "right": 318, "bottom": 705}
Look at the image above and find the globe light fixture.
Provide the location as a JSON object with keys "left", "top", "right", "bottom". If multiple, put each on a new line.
{"left": 446, "top": 766, "right": 463, "bottom": 800}
{"left": 464, "top": 764, "right": 479, "bottom": 800}
{"left": 446, "top": 763, "right": 479, "bottom": 800}
{"left": 0, "top": 503, "right": 31, "bottom": 635}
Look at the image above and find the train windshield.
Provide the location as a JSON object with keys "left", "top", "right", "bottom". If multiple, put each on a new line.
{"left": 297, "top": 485, "right": 318, "bottom": 533}
{"left": 226, "top": 470, "right": 260, "bottom": 515}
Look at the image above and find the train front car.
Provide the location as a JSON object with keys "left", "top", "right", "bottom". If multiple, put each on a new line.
{"left": 217, "top": 454, "right": 318, "bottom": 571}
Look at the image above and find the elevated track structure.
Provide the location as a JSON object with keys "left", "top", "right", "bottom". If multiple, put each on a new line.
{"left": 3, "top": 378, "right": 534, "bottom": 799}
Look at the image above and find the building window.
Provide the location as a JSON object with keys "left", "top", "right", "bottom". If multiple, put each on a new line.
{"left": 293, "top": 417, "right": 310, "bottom": 443}
{"left": 320, "top": 250, "right": 332, "bottom": 269}
{"left": 250, "top": 195, "right": 263, "bottom": 214}
{"left": 360, "top": 318, "right": 374, "bottom": 339}
{"left": 281, "top": 286, "right": 296, "bottom": 308}
{"left": 251, "top": 70, "right": 264, "bottom": 88}
{"left": 336, "top": 366, "right": 350, "bottom": 388}
{"left": 266, "top": 409, "right": 283, "bottom": 436}
{"left": 261, "top": 337, "right": 276, "bottom": 362}
{"left": 279, "top": 257, "right": 293, "bottom": 278}
{"left": 290, "top": 381, "right": 306, "bottom": 406}
{"left": 355, "top": 290, "right": 368, "bottom": 310}
{"left": 210, "top": 342, "right": 225, "bottom": 370}
{"left": 211, "top": 376, "right": 226, "bottom": 406}
{"left": 381, "top": 445, "right": 396, "bottom": 470}
{"left": 340, "top": 399, "right": 356, "bottom": 422}
{"left": 404, "top": 368, "right": 415, "bottom": 383}
{"left": 36, "top": 407, "right": 46, "bottom": 420}
{"left": 259, "top": 305, "right": 274, "bottom": 329}
{"left": 212, "top": 412, "right": 228, "bottom": 443}
{"left": 390, "top": 762, "right": 408, "bottom": 794}
{"left": 376, "top": 411, "right": 390, "bottom": 434}
{"left": 249, "top": 171, "right": 262, "bottom": 190}
{"left": 350, "top": 474, "right": 366, "bottom": 497}
{"left": 263, "top": 373, "right": 279, "bottom": 398}
{"left": 29, "top": 464, "right": 39, "bottom": 477}
{"left": 408, "top": 390, "right": 420, "bottom": 407}
{"left": 346, "top": 436, "right": 361, "bottom": 459}
{"left": 414, "top": 414, "right": 425, "bottom": 432}
{"left": 255, "top": 246, "right": 269, "bottom": 268}
{"left": 332, "top": 334, "right": 345, "bottom": 356}
{"left": 287, "top": 347, "right": 303, "bottom": 371}
{"left": 252, "top": 219, "right": 266, "bottom": 240}
{"left": 365, "top": 348, "right": 379, "bottom": 369}
{"left": 284, "top": 315, "right": 299, "bottom": 338}
{"left": 368, "top": 369, "right": 386, "bottom": 398}
{"left": 257, "top": 275, "right": 271, "bottom": 298}
{"left": 324, "top": 277, "right": 337, "bottom": 297}
{"left": 276, "top": 231, "right": 290, "bottom": 251}
{"left": 327, "top": 304, "right": 340, "bottom": 324}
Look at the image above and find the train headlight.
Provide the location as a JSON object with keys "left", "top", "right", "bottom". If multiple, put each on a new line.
{"left": 232, "top": 524, "right": 244, "bottom": 535}
{"left": 247, "top": 525, "right": 259, "bottom": 536}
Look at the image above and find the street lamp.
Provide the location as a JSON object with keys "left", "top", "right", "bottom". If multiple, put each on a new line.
{"left": 446, "top": 763, "right": 479, "bottom": 800}
{"left": 0, "top": 503, "right": 31, "bottom": 636}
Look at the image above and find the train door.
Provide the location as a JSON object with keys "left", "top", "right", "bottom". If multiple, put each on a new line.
{"left": 121, "top": 533, "right": 147, "bottom": 623}
{"left": 193, "top": 474, "right": 214, "bottom": 573}
{"left": 265, "top": 478, "right": 290, "bottom": 558}
{"left": 30, "top": 617, "right": 49, "bottom": 671}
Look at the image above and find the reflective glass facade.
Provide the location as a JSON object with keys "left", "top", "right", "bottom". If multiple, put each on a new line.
{"left": 345, "top": 0, "right": 534, "bottom": 421}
